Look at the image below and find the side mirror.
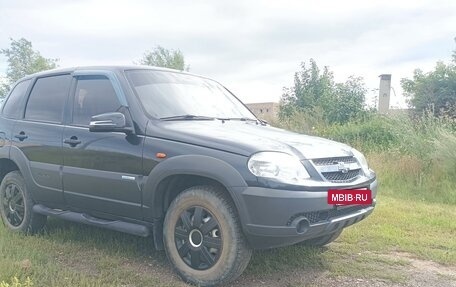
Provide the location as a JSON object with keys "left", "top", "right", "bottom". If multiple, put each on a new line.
{"left": 89, "top": 112, "right": 133, "bottom": 134}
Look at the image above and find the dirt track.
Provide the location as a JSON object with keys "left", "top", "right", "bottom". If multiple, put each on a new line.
{"left": 121, "top": 249, "right": 456, "bottom": 287}
{"left": 228, "top": 252, "right": 456, "bottom": 287}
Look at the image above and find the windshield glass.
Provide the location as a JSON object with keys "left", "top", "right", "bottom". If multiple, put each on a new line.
{"left": 125, "top": 70, "right": 256, "bottom": 119}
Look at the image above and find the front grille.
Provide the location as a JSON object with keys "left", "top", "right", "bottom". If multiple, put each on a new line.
{"left": 287, "top": 205, "right": 369, "bottom": 225}
{"left": 310, "top": 156, "right": 361, "bottom": 182}
{"left": 312, "top": 156, "right": 357, "bottom": 166}
{"left": 321, "top": 169, "right": 361, "bottom": 183}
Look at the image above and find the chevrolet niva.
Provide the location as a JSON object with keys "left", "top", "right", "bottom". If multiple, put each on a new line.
{"left": 0, "top": 66, "right": 377, "bottom": 286}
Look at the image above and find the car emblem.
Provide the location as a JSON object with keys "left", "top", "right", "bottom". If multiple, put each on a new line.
{"left": 336, "top": 162, "right": 349, "bottom": 174}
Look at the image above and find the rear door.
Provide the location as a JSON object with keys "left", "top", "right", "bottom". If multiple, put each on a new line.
{"left": 10, "top": 74, "right": 71, "bottom": 205}
{"left": 62, "top": 73, "right": 143, "bottom": 219}
{"left": 0, "top": 80, "right": 32, "bottom": 157}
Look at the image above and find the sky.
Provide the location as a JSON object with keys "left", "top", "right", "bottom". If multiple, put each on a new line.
{"left": 0, "top": 0, "right": 455, "bottom": 108}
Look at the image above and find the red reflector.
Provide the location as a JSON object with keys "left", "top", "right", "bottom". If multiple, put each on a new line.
{"left": 328, "top": 189, "right": 372, "bottom": 205}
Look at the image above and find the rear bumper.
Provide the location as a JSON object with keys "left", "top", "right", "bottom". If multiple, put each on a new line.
{"left": 233, "top": 179, "right": 378, "bottom": 249}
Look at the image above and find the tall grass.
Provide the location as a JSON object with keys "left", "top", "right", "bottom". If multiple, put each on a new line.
{"left": 276, "top": 111, "right": 456, "bottom": 205}
{"left": 0, "top": 277, "right": 33, "bottom": 287}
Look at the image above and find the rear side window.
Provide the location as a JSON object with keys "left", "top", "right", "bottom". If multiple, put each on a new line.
{"left": 2, "top": 80, "right": 31, "bottom": 119}
{"left": 25, "top": 75, "right": 72, "bottom": 123}
{"left": 72, "top": 76, "right": 121, "bottom": 126}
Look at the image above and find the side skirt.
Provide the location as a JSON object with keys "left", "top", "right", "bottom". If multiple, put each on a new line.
{"left": 33, "top": 204, "right": 151, "bottom": 237}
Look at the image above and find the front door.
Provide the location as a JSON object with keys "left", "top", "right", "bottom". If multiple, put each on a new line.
{"left": 62, "top": 74, "right": 143, "bottom": 219}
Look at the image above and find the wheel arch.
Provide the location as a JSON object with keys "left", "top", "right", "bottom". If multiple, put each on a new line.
{"left": 7, "top": 146, "right": 33, "bottom": 181}
{"left": 4, "top": 146, "right": 42, "bottom": 202}
{"left": 142, "top": 155, "right": 248, "bottom": 220}
{"left": 0, "top": 144, "right": 33, "bottom": 185}
{"left": 0, "top": 158, "right": 21, "bottom": 184}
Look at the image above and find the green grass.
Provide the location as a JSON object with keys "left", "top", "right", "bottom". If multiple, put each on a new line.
{"left": 0, "top": 219, "right": 177, "bottom": 286}
{"left": 1, "top": 187, "right": 454, "bottom": 286}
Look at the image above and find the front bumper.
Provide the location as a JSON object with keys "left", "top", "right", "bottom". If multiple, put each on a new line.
{"left": 233, "top": 179, "right": 378, "bottom": 249}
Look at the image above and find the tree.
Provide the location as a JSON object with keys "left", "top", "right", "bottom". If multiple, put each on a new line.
{"left": 0, "top": 77, "right": 8, "bottom": 99}
{"left": 0, "top": 38, "right": 58, "bottom": 97}
{"left": 401, "top": 51, "right": 456, "bottom": 117}
{"left": 138, "top": 46, "right": 189, "bottom": 71}
{"left": 279, "top": 59, "right": 366, "bottom": 124}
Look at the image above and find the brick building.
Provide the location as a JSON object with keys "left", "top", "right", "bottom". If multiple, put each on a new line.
{"left": 245, "top": 102, "right": 279, "bottom": 121}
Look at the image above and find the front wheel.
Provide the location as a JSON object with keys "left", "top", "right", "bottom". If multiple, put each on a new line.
{"left": 163, "top": 185, "right": 252, "bottom": 286}
{"left": 0, "top": 171, "right": 47, "bottom": 234}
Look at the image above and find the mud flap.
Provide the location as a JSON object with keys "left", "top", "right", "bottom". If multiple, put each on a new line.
{"left": 152, "top": 218, "right": 164, "bottom": 250}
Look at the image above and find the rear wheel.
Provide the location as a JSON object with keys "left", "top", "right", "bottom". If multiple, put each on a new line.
{"left": 0, "top": 171, "right": 47, "bottom": 234}
{"left": 301, "top": 229, "right": 343, "bottom": 247}
{"left": 163, "top": 185, "right": 252, "bottom": 286}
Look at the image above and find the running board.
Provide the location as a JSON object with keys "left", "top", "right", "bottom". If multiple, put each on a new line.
{"left": 33, "top": 204, "right": 150, "bottom": 237}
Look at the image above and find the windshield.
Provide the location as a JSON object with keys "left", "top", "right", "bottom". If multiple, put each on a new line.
{"left": 125, "top": 70, "right": 256, "bottom": 120}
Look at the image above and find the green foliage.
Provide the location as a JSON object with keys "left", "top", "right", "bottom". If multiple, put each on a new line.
{"left": 453, "top": 47, "right": 456, "bottom": 63}
{"left": 432, "top": 130, "right": 456, "bottom": 179}
{"left": 277, "top": 111, "right": 456, "bottom": 205}
{"left": 0, "top": 277, "right": 33, "bottom": 287}
{"left": 277, "top": 111, "right": 401, "bottom": 152}
{"left": 138, "top": 46, "right": 188, "bottom": 71}
{"left": 0, "top": 80, "right": 8, "bottom": 99}
{"left": 0, "top": 38, "right": 58, "bottom": 97}
{"left": 401, "top": 51, "right": 456, "bottom": 117}
{"left": 319, "top": 114, "right": 399, "bottom": 152}
{"left": 279, "top": 59, "right": 366, "bottom": 124}
{"left": 274, "top": 107, "right": 326, "bottom": 135}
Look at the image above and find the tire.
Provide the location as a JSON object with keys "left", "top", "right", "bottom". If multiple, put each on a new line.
{"left": 301, "top": 229, "right": 343, "bottom": 247}
{"left": 0, "top": 171, "right": 47, "bottom": 234}
{"left": 163, "top": 185, "right": 252, "bottom": 286}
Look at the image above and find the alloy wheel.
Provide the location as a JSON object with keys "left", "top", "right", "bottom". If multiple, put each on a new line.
{"left": 1, "top": 183, "right": 25, "bottom": 227}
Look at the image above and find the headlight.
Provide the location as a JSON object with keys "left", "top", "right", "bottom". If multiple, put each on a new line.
{"left": 351, "top": 148, "right": 370, "bottom": 175}
{"left": 247, "top": 152, "right": 310, "bottom": 185}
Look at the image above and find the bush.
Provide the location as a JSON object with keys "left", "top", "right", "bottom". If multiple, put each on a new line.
{"left": 276, "top": 111, "right": 456, "bottom": 205}
{"left": 432, "top": 130, "right": 456, "bottom": 179}
{"left": 318, "top": 114, "right": 399, "bottom": 152}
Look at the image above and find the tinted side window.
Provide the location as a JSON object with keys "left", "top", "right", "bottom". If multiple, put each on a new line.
{"left": 72, "top": 76, "right": 121, "bottom": 126}
{"left": 25, "top": 75, "right": 72, "bottom": 123}
{"left": 2, "top": 80, "right": 31, "bottom": 119}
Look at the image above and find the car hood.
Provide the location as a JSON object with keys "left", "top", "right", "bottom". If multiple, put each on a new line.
{"left": 150, "top": 120, "right": 354, "bottom": 159}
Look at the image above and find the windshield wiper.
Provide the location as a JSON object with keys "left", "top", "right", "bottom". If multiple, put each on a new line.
{"left": 218, "top": 117, "right": 259, "bottom": 123}
{"left": 220, "top": 117, "right": 268, "bottom": 125}
{"left": 160, "top": 115, "right": 215, "bottom": 121}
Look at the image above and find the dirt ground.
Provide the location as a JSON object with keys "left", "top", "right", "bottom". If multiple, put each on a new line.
{"left": 228, "top": 251, "right": 456, "bottom": 287}
{"left": 115, "top": 250, "right": 456, "bottom": 287}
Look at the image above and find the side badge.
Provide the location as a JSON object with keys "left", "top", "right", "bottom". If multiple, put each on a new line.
{"left": 121, "top": 175, "right": 136, "bottom": 181}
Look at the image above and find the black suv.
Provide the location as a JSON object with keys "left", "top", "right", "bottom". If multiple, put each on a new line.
{"left": 0, "top": 66, "right": 377, "bottom": 286}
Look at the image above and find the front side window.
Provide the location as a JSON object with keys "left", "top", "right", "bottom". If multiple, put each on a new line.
{"left": 72, "top": 76, "right": 121, "bottom": 126}
{"left": 25, "top": 75, "right": 72, "bottom": 123}
{"left": 125, "top": 70, "right": 256, "bottom": 119}
{"left": 2, "top": 79, "right": 31, "bottom": 119}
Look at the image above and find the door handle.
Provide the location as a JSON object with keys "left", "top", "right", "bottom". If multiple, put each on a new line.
{"left": 64, "top": 136, "right": 82, "bottom": 147}
{"left": 14, "top": 132, "right": 28, "bottom": 141}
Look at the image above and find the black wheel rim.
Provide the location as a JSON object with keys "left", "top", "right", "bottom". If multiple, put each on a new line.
{"left": 1, "top": 183, "right": 25, "bottom": 227}
{"left": 174, "top": 206, "right": 222, "bottom": 270}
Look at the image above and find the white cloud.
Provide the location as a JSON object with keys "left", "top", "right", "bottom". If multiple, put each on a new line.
{"left": 0, "top": 0, "right": 455, "bottom": 107}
